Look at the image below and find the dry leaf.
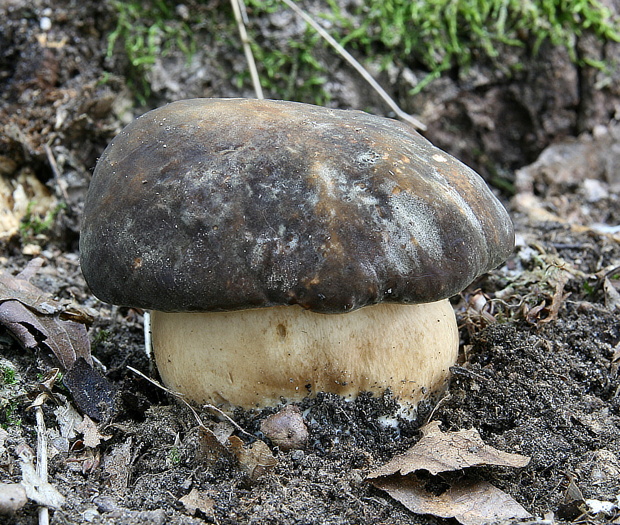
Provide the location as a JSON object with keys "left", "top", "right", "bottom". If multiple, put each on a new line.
{"left": 16, "top": 444, "right": 65, "bottom": 509}
{"left": 63, "top": 358, "right": 116, "bottom": 421}
{"left": 179, "top": 488, "right": 215, "bottom": 516}
{"left": 0, "top": 260, "right": 92, "bottom": 370}
{"left": 228, "top": 436, "right": 278, "bottom": 480}
{"left": 197, "top": 425, "right": 277, "bottom": 480}
{"left": 197, "top": 426, "right": 232, "bottom": 465}
{"left": 76, "top": 414, "right": 112, "bottom": 448}
{"left": 103, "top": 437, "right": 133, "bottom": 493}
{"left": 53, "top": 400, "right": 83, "bottom": 440}
{"left": 368, "top": 421, "right": 530, "bottom": 478}
{"left": 372, "top": 475, "right": 531, "bottom": 525}
{"left": 369, "top": 421, "right": 531, "bottom": 524}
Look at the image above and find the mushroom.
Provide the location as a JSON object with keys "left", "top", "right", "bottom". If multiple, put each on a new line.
{"left": 80, "top": 98, "right": 513, "bottom": 411}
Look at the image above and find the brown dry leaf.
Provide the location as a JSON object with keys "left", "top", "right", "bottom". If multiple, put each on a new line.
{"left": 604, "top": 277, "right": 620, "bottom": 311}
{"left": 228, "top": 436, "right": 278, "bottom": 480}
{"left": 103, "top": 437, "right": 133, "bottom": 493}
{"left": 197, "top": 426, "right": 233, "bottom": 465}
{"left": 179, "top": 488, "right": 216, "bottom": 517}
{"left": 197, "top": 425, "right": 277, "bottom": 480}
{"left": 368, "top": 421, "right": 530, "bottom": 478}
{"left": 0, "top": 259, "right": 92, "bottom": 370}
{"left": 534, "top": 271, "right": 570, "bottom": 324}
{"left": 76, "top": 414, "right": 112, "bottom": 448}
{"left": 372, "top": 475, "right": 531, "bottom": 525}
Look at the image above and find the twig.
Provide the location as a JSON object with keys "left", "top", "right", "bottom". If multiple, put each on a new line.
{"left": 44, "top": 142, "right": 69, "bottom": 203}
{"left": 424, "top": 391, "right": 452, "bottom": 424}
{"left": 34, "top": 404, "right": 49, "bottom": 525}
{"left": 279, "top": 0, "right": 426, "bottom": 130}
{"left": 127, "top": 366, "right": 254, "bottom": 439}
{"left": 230, "top": 0, "right": 264, "bottom": 99}
{"left": 143, "top": 311, "right": 152, "bottom": 359}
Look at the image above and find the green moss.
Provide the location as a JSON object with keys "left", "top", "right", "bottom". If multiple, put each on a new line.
{"left": 106, "top": 0, "right": 197, "bottom": 104}
{"left": 0, "top": 400, "right": 21, "bottom": 429}
{"left": 107, "top": 0, "right": 619, "bottom": 103}
{"left": 168, "top": 446, "right": 181, "bottom": 466}
{"left": 330, "top": 0, "right": 620, "bottom": 93}
{"left": 0, "top": 365, "right": 17, "bottom": 386}
{"left": 92, "top": 329, "right": 111, "bottom": 347}
{"left": 246, "top": 25, "right": 331, "bottom": 104}
{"left": 19, "top": 201, "right": 66, "bottom": 241}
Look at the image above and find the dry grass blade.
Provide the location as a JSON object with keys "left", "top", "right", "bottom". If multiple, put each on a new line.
{"left": 231, "top": 0, "right": 264, "bottom": 99}
{"left": 126, "top": 365, "right": 253, "bottom": 439}
{"left": 279, "top": 0, "right": 426, "bottom": 130}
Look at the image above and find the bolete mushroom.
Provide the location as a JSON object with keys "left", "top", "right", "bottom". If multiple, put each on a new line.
{"left": 80, "top": 98, "right": 513, "bottom": 411}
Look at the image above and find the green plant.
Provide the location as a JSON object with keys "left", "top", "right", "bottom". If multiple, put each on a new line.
{"left": 92, "top": 329, "right": 111, "bottom": 347}
{"left": 19, "top": 201, "right": 66, "bottom": 240}
{"left": 106, "top": 0, "right": 196, "bottom": 103}
{"left": 246, "top": 29, "right": 331, "bottom": 104}
{"left": 168, "top": 446, "right": 181, "bottom": 465}
{"left": 1, "top": 400, "right": 22, "bottom": 429}
{"left": 0, "top": 365, "right": 17, "bottom": 386}
{"left": 328, "top": 0, "right": 620, "bottom": 93}
{"left": 107, "top": 0, "right": 619, "bottom": 104}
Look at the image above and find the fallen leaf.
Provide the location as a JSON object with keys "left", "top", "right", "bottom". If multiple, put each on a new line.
{"left": 196, "top": 425, "right": 277, "bottom": 480}
{"left": 179, "top": 488, "right": 215, "bottom": 516}
{"left": 228, "top": 436, "right": 278, "bottom": 480}
{"left": 368, "top": 421, "right": 532, "bottom": 525}
{"left": 53, "top": 400, "right": 83, "bottom": 440}
{"left": 372, "top": 475, "right": 531, "bottom": 525}
{"left": 0, "top": 260, "right": 92, "bottom": 370}
{"left": 76, "top": 414, "right": 112, "bottom": 448}
{"left": 16, "top": 444, "right": 65, "bottom": 509}
{"left": 368, "top": 421, "right": 530, "bottom": 478}
{"left": 63, "top": 358, "right": 116, "bottom": 421}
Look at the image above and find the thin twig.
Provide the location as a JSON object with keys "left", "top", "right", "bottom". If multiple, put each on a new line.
{"left": 230, "top": 0, "right": 264, "bottom": 99}
{"left": 44, "top": 142, "right": 69, "bottom": 202}
{"left": 279, "top": 0, "right": 426, "bottom": 130}
{"left": 127, "top": 366, "right": 253, "bottom": 439}
{"left": 143, "top": 310, "right": 152, "bottom": 359}
{"left": 34, "top": 405, "right": 49, "bottom": 525}
{"left": 424, "top": 391, "right": 452, "bottom": 424}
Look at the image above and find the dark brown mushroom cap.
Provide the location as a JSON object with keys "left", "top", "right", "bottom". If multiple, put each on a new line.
{"left": 80, "top": 98, "right": 514, "bottom": 313}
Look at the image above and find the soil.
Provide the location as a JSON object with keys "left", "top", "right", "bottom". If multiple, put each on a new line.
{"left": 1, "top": 1, "right": 619, "bottom": 524}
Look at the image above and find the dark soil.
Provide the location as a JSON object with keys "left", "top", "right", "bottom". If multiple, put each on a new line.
{"left": 1, "top": 1, "right": 619, "bottom": 524}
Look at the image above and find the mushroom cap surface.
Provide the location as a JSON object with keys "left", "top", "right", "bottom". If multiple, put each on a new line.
{"left": 80, "top": 98, "right": 514, "bottom": 313}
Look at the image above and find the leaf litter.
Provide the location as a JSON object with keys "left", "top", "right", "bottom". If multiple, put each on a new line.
{"left": 368, "top": 421, "right": 531, "bottom": 524}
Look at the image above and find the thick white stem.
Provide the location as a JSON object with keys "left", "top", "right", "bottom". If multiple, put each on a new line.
{"left": 151, "top": 300, "right": 458, "bottom": 410}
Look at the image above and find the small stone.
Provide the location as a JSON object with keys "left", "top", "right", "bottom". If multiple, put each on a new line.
{"left": 260, "top": 405, "right": 309, "bottom": 451}
{"left": 0, "top": 483, "right": 28, "bottom": 515}
{"left": 40, "top": 17, "right": 52, "bottom": 31}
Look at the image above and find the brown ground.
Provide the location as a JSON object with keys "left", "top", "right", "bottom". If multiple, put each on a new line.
{"left": 1, "top": 1, "right": 619, "bottom": 524}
